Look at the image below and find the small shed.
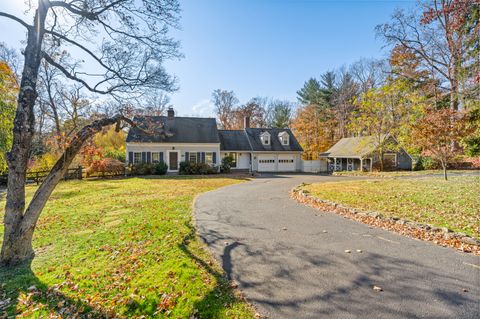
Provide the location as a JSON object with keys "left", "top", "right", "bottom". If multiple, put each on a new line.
{"left": 319, "top": 135, "right": 412, "bottom": 172}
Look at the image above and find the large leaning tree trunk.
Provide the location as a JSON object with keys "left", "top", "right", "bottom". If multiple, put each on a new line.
{"left": 1, "top": 115, "right": 135, "bottom": 265}
{"left": 0, "top": 0, "right": 181, "bottom": 266}
{"left": 1, "top": 2, "right": 49, "bottom": 266}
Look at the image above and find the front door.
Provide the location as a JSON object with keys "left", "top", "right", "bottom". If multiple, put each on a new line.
{"left": 169, "top": 151, "right": 179, "bottom": 171}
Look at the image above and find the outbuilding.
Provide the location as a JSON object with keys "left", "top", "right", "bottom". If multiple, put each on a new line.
{"left": 319, "top": 135, "right": 412, "bottom": 172}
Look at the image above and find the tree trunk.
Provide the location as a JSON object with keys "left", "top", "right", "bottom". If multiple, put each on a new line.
{"left": 1, "top": 3, "right": 48, "bottom": 266}
{"left": 1, "top": 115, "right": 136, "bottom": 265}
{"left": 441, "top": 161, "right": 448, "bottom": 181}
{"left": 1, "top": 225, "right": 35, "bottom": 265}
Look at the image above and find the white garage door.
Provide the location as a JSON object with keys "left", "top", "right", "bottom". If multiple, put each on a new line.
{"left": 278, "top": 154, "right": 295, "bottom": 172}
{"left": 258, "top": 155, "right": 276, "bottom": 172}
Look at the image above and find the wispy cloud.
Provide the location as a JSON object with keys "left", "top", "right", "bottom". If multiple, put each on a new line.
{"left": 190, "top": 98, "right": 215, "bottom": 117}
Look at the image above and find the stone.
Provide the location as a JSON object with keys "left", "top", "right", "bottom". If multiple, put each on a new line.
{"left": 441, "top": 227, "right": 452, "bottom": 233}
{"left": 396, "top": 220, "right": 406, "bottom": 225}
{"left": 443, "top": 233, "right": 454, "bottom": 240}
{"left": 460, "top": 237, "right": 480, "bottom": 246}
{"left": 356, "top": 249, "right": 362, "bottom": 253}
{"left": 344, "top": 250, "right": 351, "bottom": 253}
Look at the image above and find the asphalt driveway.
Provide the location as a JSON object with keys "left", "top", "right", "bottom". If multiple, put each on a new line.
{"left": 194, "top": 174, "right": 480, "bottom": 319}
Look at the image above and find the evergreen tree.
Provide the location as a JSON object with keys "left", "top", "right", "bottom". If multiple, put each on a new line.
{"left": 269, "top": 100, "right": 293, "bottom": 128}
{"left": 296, "top": 78, "right": 326, "bottom": 106}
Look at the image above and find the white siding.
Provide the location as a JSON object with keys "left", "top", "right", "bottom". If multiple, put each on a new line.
{"left": 126, "top": 143, "right": 221, "bottom": 170}
{"left": 301, "top": 159, "right": 328, "bottom": 173}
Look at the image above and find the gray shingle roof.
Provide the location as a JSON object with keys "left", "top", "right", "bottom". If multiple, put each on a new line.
{"left": 244, "top": 128, "right": 303, "bottom": 152}
{"left": 218, "top": 130, "right": 251, "bottom": 151}
{"left": 320, "top": 135, "right": 382, "bottom": 158}
{"left": 127, "top": 116, "right": 303, "bottom": 152}
{"left": 126, "top": 116, "right": 220, "bottom": 143}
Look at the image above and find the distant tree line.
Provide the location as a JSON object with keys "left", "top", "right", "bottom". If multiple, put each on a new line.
{"left": 291, "top": 0, "right": 479, "bottom": 165}
{"left": 212, "top": 89, "right": 295, "bottom": 129}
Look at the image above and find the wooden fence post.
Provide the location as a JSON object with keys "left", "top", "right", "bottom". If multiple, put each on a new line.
{"left": 35, "top": 172, "right": 39, "bottom": 185}
{"left": 78, "top": 166, "right": 83, "bottom": 180}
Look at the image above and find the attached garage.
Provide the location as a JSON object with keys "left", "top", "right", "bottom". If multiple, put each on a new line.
{"left": 257, "top": 154, "right": 276, "bottom": 172}
{"left": 278, "top": 154, "right": 295, "bottom": 171}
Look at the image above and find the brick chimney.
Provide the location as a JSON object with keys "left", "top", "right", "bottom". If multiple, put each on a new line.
{"left": 167, "top": 107, "right": 175, "bottom": 118}
{"left": 244, "top": 116, "right": 250, "bottom": 129}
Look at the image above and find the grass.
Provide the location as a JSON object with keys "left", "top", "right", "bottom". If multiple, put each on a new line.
{"left": 302, "top": 175, "right": 480, "bottom": 238}
{"left": 332, "top": 169, "right": 478, "bottom": 178}
{"left": 0, "top": 176, "right": 255, "bottom": 318}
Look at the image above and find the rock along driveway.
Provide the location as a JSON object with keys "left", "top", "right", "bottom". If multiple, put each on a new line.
{"left": 194, "top": 174, "right": 480, "bottom": 319}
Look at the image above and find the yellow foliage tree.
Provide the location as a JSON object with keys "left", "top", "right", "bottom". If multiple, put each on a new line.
{"left": 0, "top": 61, "right": 18, "bottom": 173}
{"left": 93, "top": 125, "right": 127, "bottom": 161}
{"left": 291, "top": 104, "right": 336, "bottom": 160}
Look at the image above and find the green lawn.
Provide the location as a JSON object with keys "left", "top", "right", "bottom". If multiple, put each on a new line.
{"left": 0, "top": 176, "right": 255, "bottom": 318}
{"left": 302, "top": 176, "right": 480, "bottom": 238}
{"left": 332, "top": 169, "right": 478, "bottom": 178}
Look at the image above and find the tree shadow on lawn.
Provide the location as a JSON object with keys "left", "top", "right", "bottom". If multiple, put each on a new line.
{"left": 0, "top": 259, "right": 112, "bottom": 318}
{"left": 178, "top": 227, "right": 254, "bottom": 318}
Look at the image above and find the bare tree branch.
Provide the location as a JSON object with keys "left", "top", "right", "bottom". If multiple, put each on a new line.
{"left": 0, "top": 11, "right": 31, "bottom": 29}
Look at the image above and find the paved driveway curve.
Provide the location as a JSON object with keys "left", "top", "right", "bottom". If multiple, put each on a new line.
{"left": 195, "top": 174, "right": 480, "bottom": 319}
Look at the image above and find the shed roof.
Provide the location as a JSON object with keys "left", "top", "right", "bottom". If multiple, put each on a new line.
{"left": 320, "top": 135, "right": 383, "bottom": 158}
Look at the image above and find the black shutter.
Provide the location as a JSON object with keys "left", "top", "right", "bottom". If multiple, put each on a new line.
{"left": 146, "top": 152, "right": 151, "bottom": 164}
{"left": 141, "top": 152, "right": 146, "bottom": 163}
{"left": 185, "top": 152, "right": 189, "bottom": 163}
{"left": 201, "top": 152, "right": 205, "bottom": 163}
{"left": 197, "top": 152, "right": 201, "bottom": 164}
{"left": 160, "top": 152, "right": 164, "bottom": 163}
{"left": 213, "top": 152, "right": 217, "bottom": 164}
{"left": 128, "top": 152, "right": 133, "bottom": 164}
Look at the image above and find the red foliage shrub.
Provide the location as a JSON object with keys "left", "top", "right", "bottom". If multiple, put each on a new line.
{"left": 86, "top": 158, "right": 125, "bottom": 177}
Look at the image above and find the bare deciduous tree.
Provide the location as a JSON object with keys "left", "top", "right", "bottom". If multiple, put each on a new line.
{"left": 212, "top": 89, "right": 239, "bottom": 129}
{"left": 0, "top": 0, "right": 181, "bottom": 265}
{"left": 376, "top": 0, "right": 479, "bottom": 110}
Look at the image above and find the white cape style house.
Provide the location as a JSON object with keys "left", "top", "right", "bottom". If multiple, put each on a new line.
{"left": 126, "top": 107, "right": 303, "bottom": 173}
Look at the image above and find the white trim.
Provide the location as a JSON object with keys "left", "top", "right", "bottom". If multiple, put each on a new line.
{"left": 251, "top": 151, "right": 302, "bottom": 154}
{"left": 260, "top": 131, "right": 271, "bottom": 145}
{"left": 167, "top": 150, "right": 180, "bottom": 172}
{"left": 278, "top": 131, "right": 290, "bottom": 145}
{"left": 133, "top": 152, "right": 142, "bottom": 164}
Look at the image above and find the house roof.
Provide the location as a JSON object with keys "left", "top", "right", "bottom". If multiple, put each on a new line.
{"left": 126, "top": 116, "right": 220, "bottom": 144}
{"left": 244, "top": 128, "right": 303, "bottom": 152}
{"left": 218, "top": 130, "right": 252, "bottom": 151}
{"left": 126, "top": 115, "right": 303, "bottom": 152}
{"left": 320, "top": 135, "right": 383, "bottom": 158}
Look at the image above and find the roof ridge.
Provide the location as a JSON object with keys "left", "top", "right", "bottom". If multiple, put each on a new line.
{"left": 244, "top": 129, "right": 254, "bottom": 151}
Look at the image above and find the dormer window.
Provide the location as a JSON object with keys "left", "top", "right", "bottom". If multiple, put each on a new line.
{"left": 278, "top": 132, "right": 289, "bottom": 145}
{"left": 260, "top": 132, "right": 271, "bottom": 145}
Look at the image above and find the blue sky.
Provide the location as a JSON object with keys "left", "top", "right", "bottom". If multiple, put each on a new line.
{"left": 1, "top": 0, "right": 416, "bottom": 116}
